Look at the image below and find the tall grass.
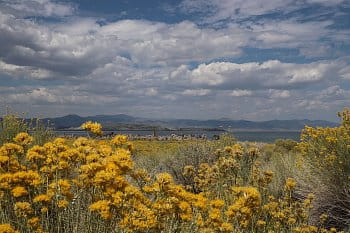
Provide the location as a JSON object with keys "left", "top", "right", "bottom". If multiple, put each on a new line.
{"left": 0, "top": 114, "right": 53, "bottom": 146}
{"left": 0, "top": 115, "right": 28, "bottom": 145}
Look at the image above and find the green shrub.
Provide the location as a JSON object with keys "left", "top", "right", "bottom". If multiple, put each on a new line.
{"left": 0, "top": 114, "right": 28, "bottom": 145}
{"left": 0, "top": 114, "right": 53, "bottom": 146}
{"left": 163, "top": 134, "right": 236, "bottom": 185}
{"left": 274, "top": 139, "right": 298, "bottom": 152}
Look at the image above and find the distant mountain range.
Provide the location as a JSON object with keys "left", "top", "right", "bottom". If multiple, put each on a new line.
{"left": 38, "top": 114, "right": 339, "bottom": 131}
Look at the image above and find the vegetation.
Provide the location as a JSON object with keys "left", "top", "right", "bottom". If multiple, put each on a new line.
{"left": 0, "top": 115, "right": 53, "bottom": 146}
{"left": 0, "top": 109, "right": 349, "bottom": 232}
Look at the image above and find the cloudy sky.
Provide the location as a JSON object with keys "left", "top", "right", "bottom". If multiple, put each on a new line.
{"left": 0, "top": 0, "right": 349, "bottom": 121}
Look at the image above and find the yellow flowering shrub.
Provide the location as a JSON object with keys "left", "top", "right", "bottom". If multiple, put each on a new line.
{"left": 182, "top": 143, "right": 265, "bottom": 194}
{"left": 296, "top": 108, "right": 350, "bottom": 228}
{"left": 0, "top": 118, "right": 347, "bottom": 233}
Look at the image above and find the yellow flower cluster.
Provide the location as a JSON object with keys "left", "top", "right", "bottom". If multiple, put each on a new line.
{"left": 0, "top": 224, "right": 19, "bottom": 233}
{"left": 226, "top": 187, "right": 261, "bottom": 228}
{"left": 183, "top": 143, "right": 262, "bottom": 193}
{"left": 111, "top": 135, "right": 127, "bottom": 145}
{"left": 13, "top": 132, "right": 33, "bottom": 146}
{"left": 298, "top": 108, "right": 350, "bottom": 180}
{"left": 80, "top": 121, "right": 103, "bottom": 136}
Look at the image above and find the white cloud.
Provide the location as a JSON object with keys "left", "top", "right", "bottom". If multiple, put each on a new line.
{"left": 339, "top": 66, "right": 350, "bottom": 80}
{"left": 0, "top": 0, "right": 349, "bottom": 120}
{"left": 269, "top": 90, "right": 291, "bottom": 98}
{"left": 126, "top": 88, "right": 159, "bottom": 97}
{"left": 307, "top": 0, "right": 345, "bottom": 5}
{"left": 4, "top": 87, "right": 120, "bottom": 105}
{"left": 0, "top": 8, "right": 344, "bottom": 83}
{"left": 162, "top": 94, "right": 177, "bottom": 101}
{"left": 318, "top": 85, "right": 350, "bottom": 101}
{"left": 299, "top": 44, "right": 333, "bottom": 58}
{"left": 171, "top": 59, "right": 345, "bottom": 90}
{"left": 182, "top": 89, "right": 211, "bottom": 96}
{"left": 247, "top": 20, "right": 333, "bottom": 49}
{"left": 0, "top": 13, "right": 248, "bottom": 79}
{"left": 100, "top": 20, "right": 245, "bottom": 65}
{"left": 0, "top": 60, "right": 58, "bottom": 79}
{"left": 180, "top": 0, "right": 345, "bottom": 23}
{"left": 230, "top": 89, "right": 252, "bottom": 97}
{"left": 1, "top": 0, "right": 74, "bottom": 17}
{"left": 180, "top": 0, "right": 288, "bottom": 21}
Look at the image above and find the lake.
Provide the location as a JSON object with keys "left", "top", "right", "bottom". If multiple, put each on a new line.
{"left": 55, "top": 130, "right": 301, "bottom": 143}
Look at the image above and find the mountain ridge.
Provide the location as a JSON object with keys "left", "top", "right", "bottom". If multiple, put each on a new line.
{"left": 37, "top": 114, "right": 339, "bottom": 130}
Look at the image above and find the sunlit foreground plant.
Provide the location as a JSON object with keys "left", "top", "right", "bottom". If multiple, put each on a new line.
{"left": 296, "top": 108, "right": 350, "bottom": 229}
{"left": 0, "top": 119, "right": 346, "bottom": 232}
{"left": 80, "top": 121, "right": 103, "bottom": 136}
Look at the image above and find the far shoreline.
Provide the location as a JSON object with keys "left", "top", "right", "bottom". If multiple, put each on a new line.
{"left": 53, "top": 128, "right": 301, "bottom": 132}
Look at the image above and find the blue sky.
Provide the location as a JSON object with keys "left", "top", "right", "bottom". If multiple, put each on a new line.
{"left": 0, "top": 0, "right": 349, "bottom": 121}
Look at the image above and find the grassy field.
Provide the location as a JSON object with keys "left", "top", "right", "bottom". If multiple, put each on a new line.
{"left": 0, "top": 109, "right": 349, "bottom": 232}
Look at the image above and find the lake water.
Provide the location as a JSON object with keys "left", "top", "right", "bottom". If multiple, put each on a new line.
{"left": 55, "top": 130, "right": 301, "bottom": 143}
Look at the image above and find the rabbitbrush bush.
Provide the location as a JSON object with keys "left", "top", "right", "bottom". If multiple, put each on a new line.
{"left": 0, "top": 111, "right": 349, "bottom": 232}
{"left": 296, "top": 108, "right": 350, "bottom": 229}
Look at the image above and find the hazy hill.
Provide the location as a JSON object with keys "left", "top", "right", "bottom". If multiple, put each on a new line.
{"left": 39, "top": 114, "right": 339, "bottom": 131}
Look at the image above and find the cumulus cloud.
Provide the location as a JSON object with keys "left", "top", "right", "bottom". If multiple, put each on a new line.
{"left": 248, "top": 20, "right": 333, "bottom": 49}
{"left": 1, "top": 5, "right": 342, "bottom": 83}
{"left": 0, "top": 13, "right": 104, "bottom": 79}
{"left": 0, "top": 0, "right": 349, "bottom": 120}
{"left": 0, "top": 3, "right": 345, "bottom": 84}
{"left": 0, "top": 60, "right": 58, "bottom": 79}
{"left": 180, "top": 0, "right": 346, "bottom": 23}
{"left": 339, "top": 66, "right": 350, "bottom": 80}
{"left": 171, "top": 59, "right": 349, "bottom": 90}
{"left": 0, "top": 13, "right": 248, "bottom": 80}
{"left": 3, "top": 86, "right": 120, "bottom": 106}
{"left": 0, "top": 0, "right": 75, "bottom": 17}
{"left": 180, "top": 0, "right": 288, "bottom": 22}
{"left": 99, "top": 20, "right": 245, "bottom": 65}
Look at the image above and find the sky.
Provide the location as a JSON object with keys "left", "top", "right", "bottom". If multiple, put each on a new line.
{"left": 0, "top": 0, "right": 349, "bottom": 121}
